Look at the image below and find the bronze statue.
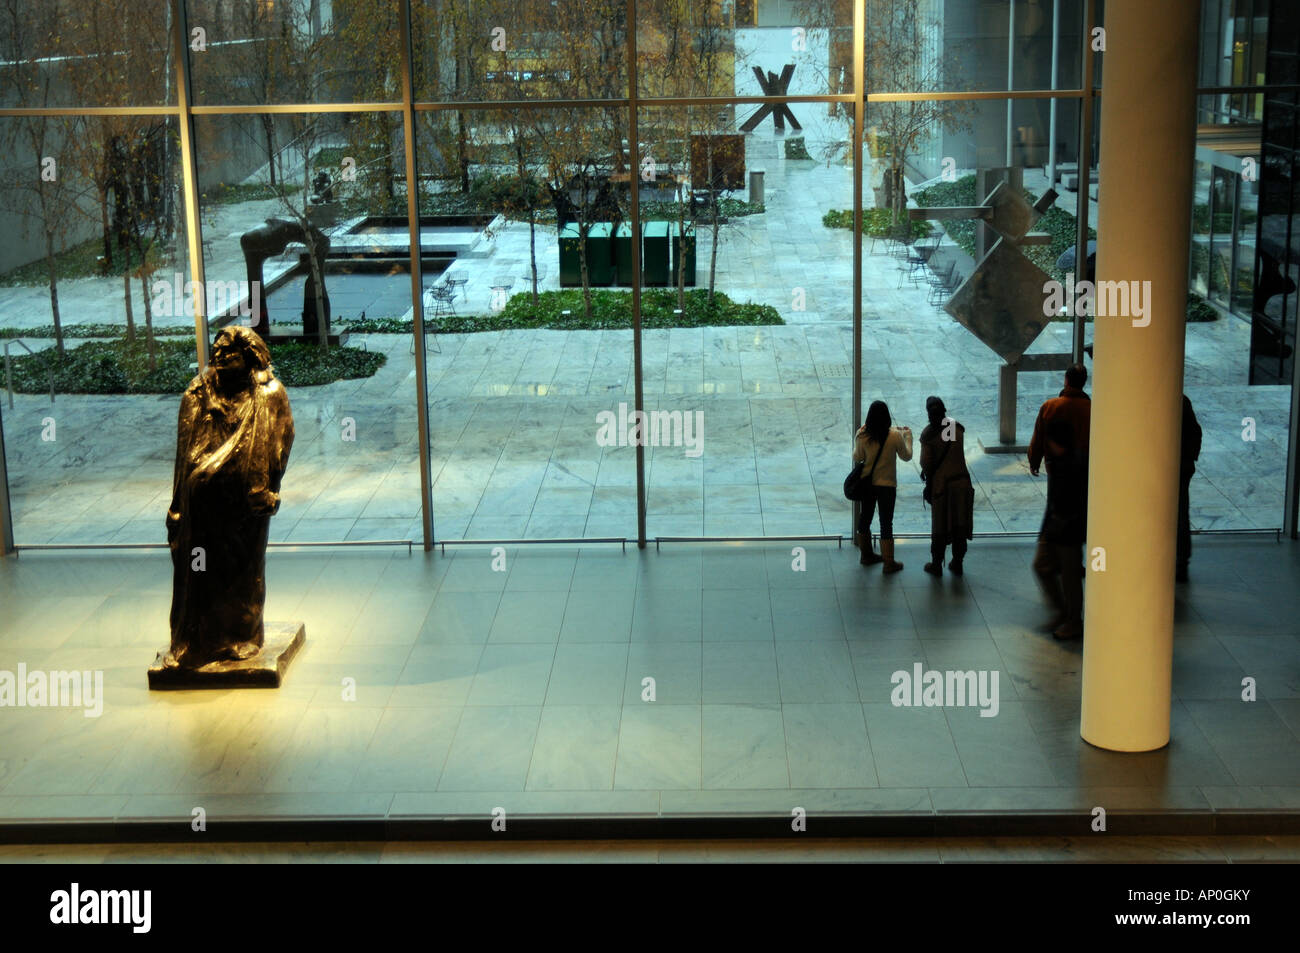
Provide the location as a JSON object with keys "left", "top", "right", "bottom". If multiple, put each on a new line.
{"left": 162, "top": 326, "right": 294, "bottom": 670}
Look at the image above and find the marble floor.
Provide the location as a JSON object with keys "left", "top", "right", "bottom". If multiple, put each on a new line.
{"left": 0, "top": 536, "right": 1298, "bottom": 835}
{"left": 0, "top": 315, "right": 1286, "bottom": 545}
{"left": 0, "top": 141, "right": 1290, "bottom": 544}
{"left": 4, "top": 835, "right": 1299, "bottom": 863}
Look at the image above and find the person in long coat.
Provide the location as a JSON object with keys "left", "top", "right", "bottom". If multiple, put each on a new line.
{"left": 163, "top": 326, "right": 294, "bottom": 669}
{"left": 1028, "top": 364, "right": 1091, "bottom": 640}
{"left": 1177, "top": 394, "right": 1202, "bottom": 582}
{"left": 1034, "top": 416, "right": 1088, "bottom": 639}
{"left": 919, "top": 396, "right": 974, "bottom": 576}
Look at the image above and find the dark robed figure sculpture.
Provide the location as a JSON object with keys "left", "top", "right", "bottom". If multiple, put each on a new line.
{"left": 162, "top": 326, "right": 294, "bottom": 670}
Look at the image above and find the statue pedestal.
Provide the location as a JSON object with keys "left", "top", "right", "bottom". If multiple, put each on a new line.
{"left": 978, "top": 436, "right": 1029, "bottom": 455}
{"left": 148, "top": 622, "right": 306, "bottom": 690}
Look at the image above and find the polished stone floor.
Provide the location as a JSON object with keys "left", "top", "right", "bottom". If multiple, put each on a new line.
{"left": 4, "top": 835, "right": 1299, "bottom": 863}
{"left": 1, "top": 537, "right": 1297, "bottom": 830}
{"left": 0, "top": 144, "right": 1289, "bottom": 543}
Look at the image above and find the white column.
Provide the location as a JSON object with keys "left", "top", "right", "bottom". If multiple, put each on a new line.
{"left": 1080, "top": 0, "right": 1199, "bottom": 752}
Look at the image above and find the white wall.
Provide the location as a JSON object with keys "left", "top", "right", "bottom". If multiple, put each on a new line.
{"left": 733, "top": 27, "right": 851, "bottom": 161}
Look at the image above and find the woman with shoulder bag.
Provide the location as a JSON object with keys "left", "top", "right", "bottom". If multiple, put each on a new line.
{"left": 852, "top": 400, "right": 913, "bottom": 573}
{"left": 919, "top": 396, "right": 974, "bottom": 576}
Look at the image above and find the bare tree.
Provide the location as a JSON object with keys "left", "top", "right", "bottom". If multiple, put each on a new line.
{"left": 335, "top": 0, "right": 437, "bottom": 210}
{"left": 64, "top": 2, "right": 175, "bottom": 350}
{"left": 0, "top": 114, "right": 84, "bottom": 357}
{"left": 499, "top": 119, "right": 550, "bottom": 309}
{"left": 638, "top": 0, "right": 736, "bottom": 311}
{"left": 789, "top": 0, "right": 971, "bottom": 219}
{"left": 112, "top": 120, "right": 176, "bottom": 369}
{"left": 532, "top": 109, "right": 622, "bottom": 320}
{"left": 866, "top": 0, "right": 971, "bottom": 219}
{"left": 211, "top": 0, "right": 300, "bottom": 188}
{"left": 222, "top": 1, "right": 339, "bottom": 349}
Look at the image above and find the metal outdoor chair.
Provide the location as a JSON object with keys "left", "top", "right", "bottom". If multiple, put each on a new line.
{"left": 428, "top": 281, "right": 458, "bottom": 317}
{"left": 411, "top": 280, "right": 457, "bottom": 355}
{"left": 519, "top": 265, "right": 546, "bottom": 289}
{"left": 888, "top": 222, "right": 914, "bottom": 262}
{"left": 444, "top": 277, "right": 468, "bottom": 301}
{"left": 926, "top": 261, "right": 962, "bottom": 309}
{"left": 900, "top": 233, "right": 940, "bottom": 288}
{"left": 868, "top": 225, "right": 888, "bottom": 255}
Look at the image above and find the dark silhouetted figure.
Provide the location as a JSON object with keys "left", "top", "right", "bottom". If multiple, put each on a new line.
{"left": 310, "top": 171, "right": 334, "bottom": 204}
{"left": 1178, "top": 394, "right": 1202, "bottom": 582}
{"left": 1028, "top": 363, "right": 1091, "bottom": 640}
{"left": 920, "top": 396, "right": 974, "bottom": 576}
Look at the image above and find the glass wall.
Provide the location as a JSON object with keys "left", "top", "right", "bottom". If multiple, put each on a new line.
{"left": 0, "top": 114, "right": 189, "bottom": 542}
{"left": 0, "top": 0, "right": 174, "bottom": 108}
{"left": 635, "top": 100, "right": 855, "bottom": 539}
{"left": 414, "top": 0, "right": 629, "bottom": 103}
{"left": 1200, "top": 0, "right": 1271, "bottom": 123}
{"left": 185, "top": 0, "right": 405, "bottom": 106}
{"left": 869, "top": 95, "right": 1091, "bottom": 536}
{"left": 193, "top": 108, "right": 422, "bottom": 542}
{"left": 414, "top": 106, "right": 639, "bottom": 540}
{"left": 0, "top": 0, "right": 1295, "bottom": 550}
{"left": 1249, "top": 0, "right": 1298, "bottom": 388}
{"left": 1183, "top": 0, "right": 1296, "bottom": 530}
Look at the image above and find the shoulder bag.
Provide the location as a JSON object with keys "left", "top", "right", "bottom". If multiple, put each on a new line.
{"left": 844, "top": 436, "right": 884, "bottom": 502}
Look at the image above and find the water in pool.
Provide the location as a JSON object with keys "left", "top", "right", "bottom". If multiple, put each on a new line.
{"left": 266, "top": 260, "right": 449, "bottom": 323}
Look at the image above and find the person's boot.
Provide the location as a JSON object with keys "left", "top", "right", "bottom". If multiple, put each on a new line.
{"left": 1035, "top": 570, "right": 1067, "bottom": 632}
{"left": 924, "top": 547, "right": 943, "bottom": 576}
{"left": 882, "top": 539, "right": 904, "bottom": 574}
{"left": 1053, "top": 617, "right": 1084, "bottom": 640}
{"left": 860, "top": 536, "right": 883, "bottom": 566}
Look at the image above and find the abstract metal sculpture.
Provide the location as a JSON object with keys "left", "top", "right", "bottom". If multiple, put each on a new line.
{"left": 932, "top": 178, "right": 1057, "bottom": 364}
{"left": 739, "top": 66, "right": 802, "bottom": 133}
{"left": 152, "top": 326, "right": 299, "bottom": 684}
{"left": 240, "top": 217, "right": 331, "bottom": 339}
{"left": 911, "top": 169, "right": 1068, "bottom": 449}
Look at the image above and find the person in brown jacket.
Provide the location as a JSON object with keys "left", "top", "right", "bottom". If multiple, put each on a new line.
{"left": 1028, "top": 363, "right": 1092, "bottom": 466}
{"left": 1028, "top": 363, "right": 1091, "bottom": 639}
{"left": 920, "top": 397, "right": 974, "bottom": 576}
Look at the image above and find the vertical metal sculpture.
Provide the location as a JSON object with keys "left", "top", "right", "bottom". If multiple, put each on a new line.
{"left": 912, "top": 168, "right": 1069, "bottom": 450}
